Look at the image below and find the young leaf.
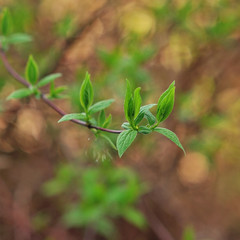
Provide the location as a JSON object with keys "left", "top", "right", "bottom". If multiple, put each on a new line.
{"left": 154, "top": 127, "right": 185, "bottom": 154}
{"left": 158, "top": 81, "right": 175, "bottom": 106}
{"left": 7, "top": 33, "right": 32, "bottom": 44}
{"left": 156, "top": 82, "right": 175, "bottom": 123}
{"left": 133, "top": 87, "right": 141, "bottom": 119}
{"left": 98, "top": 110, "right": 106, "bottom": 127}
{"left": 138, "top": 126, "right": 152, "bottom": 135}
{"left": 88, "top": 99, "right": 114, "bottom": 115}
{"left": 58, "top": 113, "right": 86, "bottom": 123}
{"left": 25, "top": 55, "right": 39, "bottom": 85}
{"left": 116, "top": 130, "right": 137, "bottom": 157}
{"left": 1, "top": 8, "right": 11, "bottom": 36}
{"left": 102, "top": 114, "right": 112, "bottom": 128}
{"left": 79, "top": 72, "right": 93, "bottom": 112}
{"left": 124, "top": 80, "right": 132, "bottom": 122}
{"left": 37, "top": 73, "right": 62, "bottom": 88}
{"left": 121, "top": 122, "right": 131, "bottom": 130}
{"left": 135, "top": 104, "right": 156, "bottom": 125}
{"left": 49, "top": 82, "right": 67, "bottom": 99}
{"left": 145, "top": 110, "right": 156, "bottom": 125}
{"left": 7, "top": 88, "right": 33, "bottom": 100}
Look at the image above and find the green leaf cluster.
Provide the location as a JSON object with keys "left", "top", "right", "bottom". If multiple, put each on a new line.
{"left": 58, "top": 72, "right": 115, "bottom": 147}
{"left": 117, "top": 80, "right": 184, "bottom": 157}
{"left": 2, "top": 8, "right": 185, "bottom": 159}
{"left": 43, "top": 163, "right": 146, "bottom": 238}
{"left": 0, "top": 8, "right": 32, "bottom": 50}
{"left": 7, "top": 55, "right": 62, "bottom": 100}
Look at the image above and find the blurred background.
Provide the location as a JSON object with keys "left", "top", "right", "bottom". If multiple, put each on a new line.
{"left": 1, "top": 0, "right": 240, "bottom": 239}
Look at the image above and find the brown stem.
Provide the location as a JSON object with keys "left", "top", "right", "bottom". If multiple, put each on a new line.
{"left": 0, "top": 46, "right": 122, "bottom": 134}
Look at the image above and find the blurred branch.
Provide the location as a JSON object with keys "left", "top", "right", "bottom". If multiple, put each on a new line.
{"left": 142, "top": 197, "right": 175, "bottom": 240}
{"left": 42, "top": 0, "right": 111, "bottom": 77}
{"left": 0, "top": 45, "right": 122, "bottom": 134}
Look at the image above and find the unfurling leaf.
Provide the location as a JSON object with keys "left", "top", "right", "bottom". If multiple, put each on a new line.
{"left": 58, "top": 113, "right": 86, "bottom": 123}
{"left": 117, "top": 130, "right": 137, "bottom": 157}
{"left": 154, "top": 127, "right": 185, "bottom": 154}
{"left": 134, "top": 104, "right": 156, "bottom": 125}
{"left": 156, "top": 81, "right": 175, "bottom": 123}
{"left": 79, "top": 72, "right": 93, "bottom": 112}
{"left": 88, "top": 99, "right": 114, "bottom": 115}
{"left": 7, "top": 88, "right": 33, "bottom": 100}
{"left": 25, "top": 55, "right": 39, "bottom": 85}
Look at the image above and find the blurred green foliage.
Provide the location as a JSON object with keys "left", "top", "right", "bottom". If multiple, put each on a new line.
{"left": 43, "top": 162, "right": 146, "bottom": 238}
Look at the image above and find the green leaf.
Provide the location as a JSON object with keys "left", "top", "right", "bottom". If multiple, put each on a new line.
{"left": 37, "top": 73, "right": 62, "bottom": 88}
{"left": 158, "top": 81, "right": 175, "bottom": 106}
{"left": 154, "top": 127, "right": 185, "bottom": 154}
{"left": 98, "top": 110, "right": 106, "bottom": 127}
{"left": 7, "top": 33, "right": 32, "bottom": 44}
{"left": 25, "top": 55, "right": 39, "bottom": 85}
{"left": 58, "top": 113, "right": 86, "bottom": 123}
{"left": 135, "top": 104, "right": 156, "bottom": 125}
{"left": 116, "top": 130, "right": 137, "bottom": 157}
{"left": 124, "top": 80, "right": 132, "bottom": 122}
{"left": 133, "top": 87, "right": 141, "bottom": 119}
{"left": 7, "top": 88, "right": 33, "bottom": 100}
{"left": 138, "top": 126, "right": 152, "bottom": 135}
{"left": 1, "top": 8, "right": 11, "bottom": 36}
{"left": 100, "top": 134, "right": 117, "bottom": 150}
{"left": 88, "top": 99, "right": 114, "bottom": 115}
{"left": 49, "top": 84, "right": 67, "bottom": 99}
{"left": 79, "top": 72, "right": 93, "bottom": 112}
{"left": 121, "top": 122, "right": 131, "bottom": 130}
{"left": 134, "top": 111, "right": 145, "bottom": 126}
{"left": 144, "top": 110, "right": 156, "bottom": 125}
{"left": 102, "top": 114, "right": 112, "bottom": 128}
{"left": 156, "top": 81, "right": 175, "bottom": 122}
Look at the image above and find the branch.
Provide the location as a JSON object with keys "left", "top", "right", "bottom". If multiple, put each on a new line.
{"left": 0, "top": 46, "right": 122, "bottom": 134}
{"left": 42, "top": 1, "right": 111, "bottom": 77}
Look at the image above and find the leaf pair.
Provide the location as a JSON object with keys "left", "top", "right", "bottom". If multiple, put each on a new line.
{"left": 156, "top": 81, "right": 175, "bottom": 123}
{"left": 7, "top": 56, "right": 62, "bottom": 100}
{"left": 124, "top": 80, "right": 141, "bottom": 128}
{"left": 58, "top": 72, "right": 114, "bottom": 126}
{"left": 0, "top": 9, "right": 32, "bottom": 50}
{"left": 117, "top": 80, "right": 184, "bottom": 158}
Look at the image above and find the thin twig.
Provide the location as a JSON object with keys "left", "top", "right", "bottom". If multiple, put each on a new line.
{"left": 42, "top": 0, "right": 111, "bottom": 77}
{"left": 141, "top": 197, "right": 175, "bottom": 240}
{"left": 0, "top": 46, "right": 123, "bottom": 134}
